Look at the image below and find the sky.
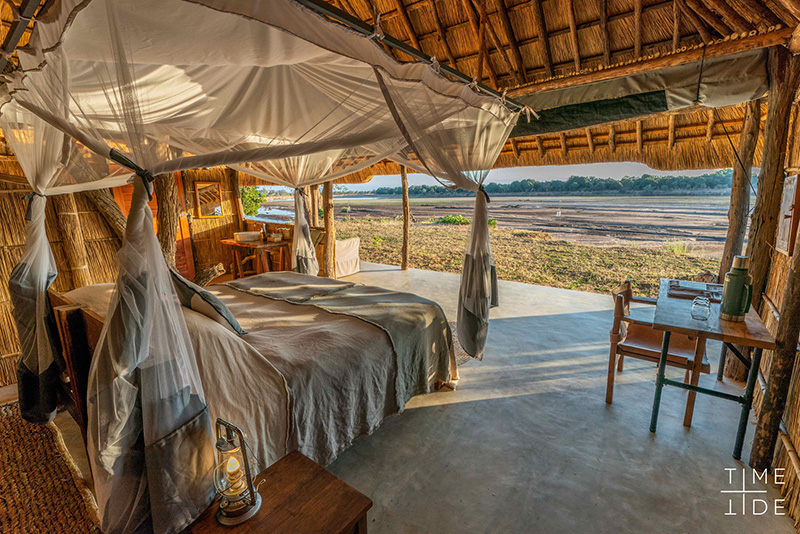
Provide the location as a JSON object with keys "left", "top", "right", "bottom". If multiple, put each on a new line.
{"left": 342, "top": 162, "right": 725, "bottom": 191}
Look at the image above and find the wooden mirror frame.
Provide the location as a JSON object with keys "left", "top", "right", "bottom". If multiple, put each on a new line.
{"left": 195, "top": 181, "right": 224, "bottom": 218}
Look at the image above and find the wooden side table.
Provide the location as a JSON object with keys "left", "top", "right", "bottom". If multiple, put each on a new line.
{"left": 187, "top": 451, "right": 372, "bottom": 534}
{"left": 221, "top": 239, "right": 291, "bottom": 278}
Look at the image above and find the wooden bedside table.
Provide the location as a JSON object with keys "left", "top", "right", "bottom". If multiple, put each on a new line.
{"left": 187, "top": 451, "right": 372, "bottom": 533}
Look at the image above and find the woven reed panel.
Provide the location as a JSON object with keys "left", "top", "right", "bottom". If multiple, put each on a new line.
{"left": 183, "top": 167, "right": 241, "bottom": 273}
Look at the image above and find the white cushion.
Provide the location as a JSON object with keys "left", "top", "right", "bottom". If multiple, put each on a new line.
{"left": 335, "top": 237, "right": 360, "bottom": 277}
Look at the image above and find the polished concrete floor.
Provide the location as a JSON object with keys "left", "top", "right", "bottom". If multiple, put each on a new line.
{"left": 3, "top": 263, "right": 792, "bottom": 533}
{"left": 329, "top": 263, "right": 793, "bottom": 534}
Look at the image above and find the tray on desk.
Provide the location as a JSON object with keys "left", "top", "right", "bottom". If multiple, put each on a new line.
{"left": 667, "top": 280, "right": 722, "bottom": 302}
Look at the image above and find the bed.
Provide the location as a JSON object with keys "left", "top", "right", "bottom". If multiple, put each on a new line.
{"left": 50, "top": 271, "right": 457, "bottom": 468}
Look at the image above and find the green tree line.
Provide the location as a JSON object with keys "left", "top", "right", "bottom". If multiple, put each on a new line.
{"left": 372, "top": 169, "right": 744, "bottom": 197}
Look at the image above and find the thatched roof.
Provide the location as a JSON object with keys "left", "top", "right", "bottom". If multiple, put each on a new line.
{"left": 0, "top": 1, "right": 795, "bottom": 183}
{"left": 322, "top": 0, "right": 797, "bottom": 176}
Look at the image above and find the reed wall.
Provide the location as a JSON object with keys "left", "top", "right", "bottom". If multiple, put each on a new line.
{"left": 0, "top": 160, "right": 121, "bottom": 387}
{"left": 753, "top": 102, "right": 800, "bottom": 531}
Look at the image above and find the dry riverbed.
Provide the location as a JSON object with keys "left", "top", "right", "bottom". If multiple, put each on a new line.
{"left": 336, "top": 218, "right": 719, "bottom": 298}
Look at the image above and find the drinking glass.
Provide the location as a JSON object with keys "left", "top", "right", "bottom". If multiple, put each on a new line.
{"left": 691, "top": 296, "right": 711, "bottom": 320}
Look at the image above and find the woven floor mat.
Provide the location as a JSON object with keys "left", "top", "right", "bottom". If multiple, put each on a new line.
{"left": 0, "top": 402, "right": 100, "bottom": 533}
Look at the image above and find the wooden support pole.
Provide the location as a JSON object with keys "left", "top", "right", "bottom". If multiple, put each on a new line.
{"left": 154, "top": 173, "right": 180, "bottom": 267}
{"left": 510, "top": 139, "right": 521, "bottom": 158}
{"left": 536, "top": 135, "right": 546, "bottom": 156}
{"left": 719, "top": 100, "right": 761, "bottom": 281}
{"left": 232, "top": 171, "right": 246, "bottom": 232}
{"left": 567, "top": 0, "right": 581, "bottom": 71}
{"left": 52, "top": 193, "right": 93, "bottom": 288}
{"left": 559, "top": 132, "right": 568, "bottom": 156}
{"left": 586, "top": 128, "right": 595, "bottom": 154}
{"left": 747, "top": 46, "right": 800, "bottom": 312}
{"left": 750, "top": 229, "right": 800, "bottom": 471}
{"left": 719, "top": 101, "right": 761, "bottom": 382}
{"left": 84, "top": 188, "right": 126, "bottom": 241}
{"left": 310, "top": 185, "right": 320, "bottom": 227}
{"left": 401, "top": 166, "right": 411, "bottom": 271}
{"left": 323, "top": 181, "right": 336, "bottom": 279}
{"left": 300, "top": 186, "right": 313, "bottom": 225}
{"left": 531, "top": 0, "right": 554, "bottom": 77}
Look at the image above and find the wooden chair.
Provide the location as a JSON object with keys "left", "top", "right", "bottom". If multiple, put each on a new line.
{"left": 606, "top": 280, "right": 710, "bottom": 404}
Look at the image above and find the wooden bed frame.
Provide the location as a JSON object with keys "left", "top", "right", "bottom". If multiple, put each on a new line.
{"left": 48, "top": 290, "right": 105, "bottom": 444}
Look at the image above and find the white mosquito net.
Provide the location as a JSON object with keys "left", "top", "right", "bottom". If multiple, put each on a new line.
{"left": 0, "top": 0, "right": 518, "bottom": 531}
{"left": 376, "top": 69, "right": 518, "bottom": 359}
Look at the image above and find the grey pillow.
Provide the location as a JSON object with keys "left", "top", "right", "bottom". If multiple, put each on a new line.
{"left": 170, "top": 270, "right": 246, "bottom": 335}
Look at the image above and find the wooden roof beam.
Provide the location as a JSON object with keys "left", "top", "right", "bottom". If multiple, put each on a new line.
{"left": 608, "top": 124, "right": 616, "bottom": 153}
{"left": 390, "top": 0, "right": 422, "bottom": 49}
{"left": 461, "top": 0, "right": 500, "bottom": 86}
{"left": 567, "top": 0, "right": 581, "bottom": 71}
{"left": 706, "top": 109, "right": 715, "bottom": 141}
{"left": 684, "top": 0, "right": 731, "bottom": 37}
{"left": 472, "top": 0, "right": 522, "bottom": 84}
{"left": 493, "top": 0, "right": 528, "bottom": 83}
{"left": 768, "top": 0, "right": 800, "bottom": 25}
{"left": 379, "top": 0, "right": 673, "bottom": 47}
{"left": 636, "top": 120, "right": 644, "bottom": 152}
{"left": 508, "top": 25, "right": 793, "bottom": 95}
{"left": 599, "top": 0, "right": 611, "bottom": 65}
{"left": 680, "top": 2, "right": 712, "bottom": 42}
{"left": 531, "top": 0, "right": 554, "bottom": 77}
{"left": 668, "top": 114, "right": 676, "bottom": 148}
{"left": 425, "top": 0, "right": 458, "bottom": 67}
{"left": 728, "top": 0, "right": 783, "bottom": 29}
{"left": 634, "top": 0, "right": 643, "bottom": 58}
{"left": 703, "top": 0, "right": 752, "bottom": 33}
{"left": 672, "top": 0, "right": 682, "bottom": 52}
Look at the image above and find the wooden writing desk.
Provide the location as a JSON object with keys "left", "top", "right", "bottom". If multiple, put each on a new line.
{"left": 221, "top": 238, "right": 291, "bottom": 278}
{"left": 188, "top": 451, "right": 372, "bottom": 534}
{"left": 649, "top": 279, "right": 775, "bottom": 460}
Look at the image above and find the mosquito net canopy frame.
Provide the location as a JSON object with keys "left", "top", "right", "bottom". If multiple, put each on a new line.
{"left": 0, "top": 1, "right": 518, "bottom": 532}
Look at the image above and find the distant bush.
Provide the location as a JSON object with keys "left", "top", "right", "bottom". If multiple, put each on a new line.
{"left": 663, "top": 239, "right": 693, "bottom": 255}
{"left": 372, "top": 235, "right": 384, "bottom": 247}
{"left": 488, "top": 217, "right": 497, "bottom": 228}
{"left": 341, "top": 205, "right": 351, "bottom": 213}
{"left": 431, "top": 214, "right": 471, "bottom": 225}
{"left": 512, "top": 229, "right": 552, "bottom": 240}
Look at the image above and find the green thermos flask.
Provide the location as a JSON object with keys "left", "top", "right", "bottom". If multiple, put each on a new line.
{"left": 720, "top": 255, "right": 753, "bottom": 322}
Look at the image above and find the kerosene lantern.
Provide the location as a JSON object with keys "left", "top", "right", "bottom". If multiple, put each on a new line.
{"left": 213, "top": 419, "right": 262, "bottom": 525}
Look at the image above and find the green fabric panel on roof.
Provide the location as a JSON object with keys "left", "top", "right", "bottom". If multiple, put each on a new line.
{"left": 511, "top": 90, "right": 668, "bottom": 138}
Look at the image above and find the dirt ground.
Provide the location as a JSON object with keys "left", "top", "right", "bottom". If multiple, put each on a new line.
{"left": 325, "top": 194, "right": 733, "bottom": 260}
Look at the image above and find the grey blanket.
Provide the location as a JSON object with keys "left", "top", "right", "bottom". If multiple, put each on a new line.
{"left": 224, "top": 273, "right": 456, "bottom": 409}
{"left": 227, "top": 271, "right": 355, "bottom": 303}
